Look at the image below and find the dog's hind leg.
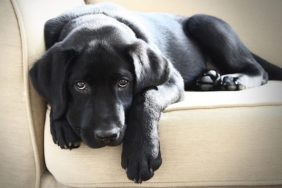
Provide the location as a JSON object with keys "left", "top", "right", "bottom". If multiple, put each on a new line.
{"left": 183, "top": 14, "right": 268, "bottom": 90}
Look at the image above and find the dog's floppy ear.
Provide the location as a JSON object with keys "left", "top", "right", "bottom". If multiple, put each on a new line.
{"left": 127, "top": 40, "right": 171, "bottom": 92}
{"left": 29, "top": 42, "right": 76, "bottom": 120}
{"left": 44, "top": 15, "right": 76, "bottom": 49}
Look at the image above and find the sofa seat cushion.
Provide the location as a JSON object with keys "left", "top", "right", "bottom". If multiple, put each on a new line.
{"left": 44, "top": 81, "right": 282, "bottom": 187}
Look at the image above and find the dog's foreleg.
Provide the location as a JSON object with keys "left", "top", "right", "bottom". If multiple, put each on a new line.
{"left": 121, "top": 66, "right": 184, "bottom": 183}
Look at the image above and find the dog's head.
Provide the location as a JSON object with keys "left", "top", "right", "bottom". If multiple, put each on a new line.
{"left": 29, "top": 15, "right": 170, "bottom": 148}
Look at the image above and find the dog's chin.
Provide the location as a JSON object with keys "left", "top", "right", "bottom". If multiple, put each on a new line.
{"left": 82, "top": 135, "right": 124, "bottom": 149}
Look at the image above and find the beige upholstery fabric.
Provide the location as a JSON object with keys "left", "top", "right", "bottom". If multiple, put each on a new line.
{"left": 166, "top": 81, "right": 282, "bottom": 112}
{"left": 40, "top": 172, "right": 282, "bottom": 188}
{"left": 45, "top": 81, "right": 282, "bottom": 187}
{"left": 0, "top": 0, "right": 36, "bottom": 187}
{"left": 41, "top": 173, "right": 70, "bottom": 188}
{"left": 10, "top": 1, "right": 86, "bottom": 186}
{"left": 87, "top": 0, "right": 282, "bottom": 68}
{"left": 42, "top": 173, "right": 267, "bottom": 188}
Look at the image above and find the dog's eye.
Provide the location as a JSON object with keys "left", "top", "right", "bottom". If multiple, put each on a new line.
{"left": 74, "top": 81, "right": 89, "bottom": 93}
{"left": 117, "top": 79, "right": 129, "bottom": 88}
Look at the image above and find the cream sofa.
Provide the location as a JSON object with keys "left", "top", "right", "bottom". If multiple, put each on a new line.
{"left": 1, "top": 0, "right": 282, "bottom": 188}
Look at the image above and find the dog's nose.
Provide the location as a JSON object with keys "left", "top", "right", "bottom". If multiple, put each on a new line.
{"left": 94, "top": 128, "right": 120, "bottom": 143}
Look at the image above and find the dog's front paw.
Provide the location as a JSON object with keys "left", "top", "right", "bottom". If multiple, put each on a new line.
{"left": 121, "top": 143, "right": 162, "bottom": 183}
{"left": 50, "top": 119, "right": 81, "bottom": 149}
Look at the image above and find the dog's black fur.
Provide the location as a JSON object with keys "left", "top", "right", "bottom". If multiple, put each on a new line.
{"left": 29, "top": 3, "right": 282, "bottom": 183}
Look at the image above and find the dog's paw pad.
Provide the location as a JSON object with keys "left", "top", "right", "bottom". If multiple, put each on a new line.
{"left": 220, "top": 75, "right": 246, "bottom": 91}
{"left": 196, "top": 70, "right": 221, "bottom": 91}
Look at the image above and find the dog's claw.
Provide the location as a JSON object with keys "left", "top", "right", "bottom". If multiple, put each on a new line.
{"left": 74, "top": 142, "right": 80, "bottom": 147}
{"left": 50, "top": 118, "right": 81, "bottom": 149}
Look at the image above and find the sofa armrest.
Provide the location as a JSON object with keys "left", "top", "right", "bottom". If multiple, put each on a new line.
{"left": 0, "top": 0, "right": 84, "bottom": 188}
{"left": 0, "top": 1, "right": 37, "bottom": 187}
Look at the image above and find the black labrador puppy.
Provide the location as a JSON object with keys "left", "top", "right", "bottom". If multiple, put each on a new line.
{"left": 29, "top": 3, "right": 282, "bottom": 183}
